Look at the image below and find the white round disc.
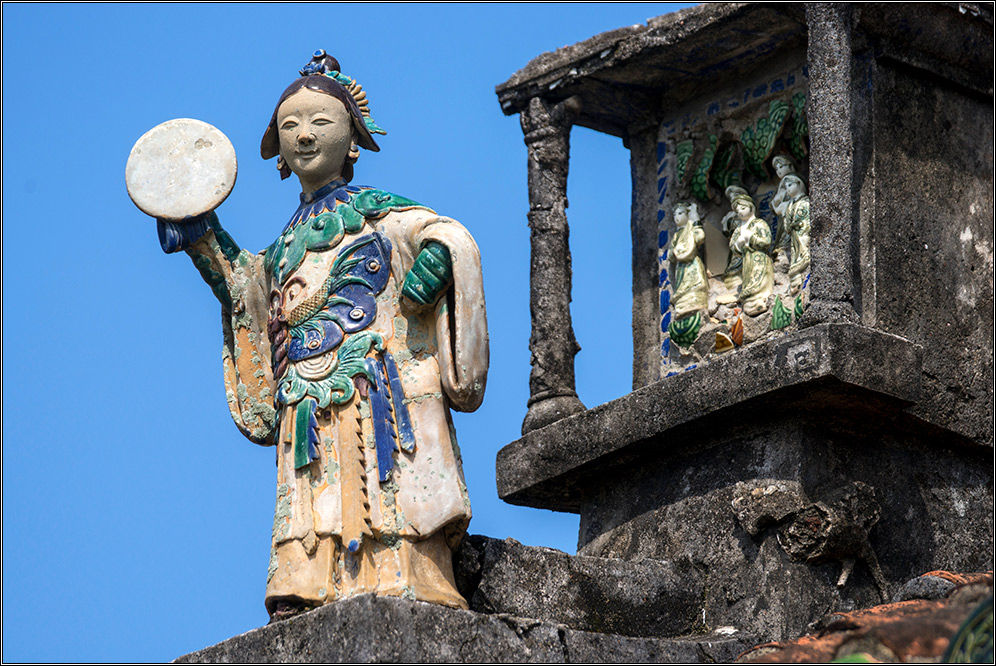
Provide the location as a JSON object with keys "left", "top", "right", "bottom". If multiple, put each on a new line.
{"left": 126, "top": 118, "right": 237, "bottom": 221}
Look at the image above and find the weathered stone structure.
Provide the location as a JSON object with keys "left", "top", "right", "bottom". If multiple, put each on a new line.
{"left": 178, "top": 4, "right": 993, "bottom": 661}
{"left": 497, "top": 0, "right": 994, "bottom": 644}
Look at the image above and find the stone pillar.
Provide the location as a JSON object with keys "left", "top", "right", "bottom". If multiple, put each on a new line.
{"left": 520, "top": 96, "right": 586, "bottom": 435}
{"left": 628, "top": 126, "right": 663, "bottom": 390}
{"left": 803, "top": 3, "right": 862, "bottom": 326}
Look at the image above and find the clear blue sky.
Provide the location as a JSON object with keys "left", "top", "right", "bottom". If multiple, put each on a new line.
{"left": 2, "top": 3, "right": 692, "bottom": 661}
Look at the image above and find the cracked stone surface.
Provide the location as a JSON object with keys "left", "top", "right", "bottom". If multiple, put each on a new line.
{"left": 454, "top": 535, "right": 704, "bottom": 637}
{"left": 174, "top": 594, "right": 756, "bottom": 664}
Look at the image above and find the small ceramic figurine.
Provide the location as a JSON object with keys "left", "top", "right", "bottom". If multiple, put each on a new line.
{"left": 780, "top": 174, "right": 811, "bottom": 294}
{"left": 133, "top": 51, "right": 488, "bottom": 620}
{"left": 729, "top": 194, "right": 773, "bottom": 315}
{"left": 770, "top": 154, "right": 798, "bottom": 251}
{"left": 721, "top": 184, "right": 751, "bottom": 278}
{"left": 668, "top": 202, "right": 709, "bottom": 318}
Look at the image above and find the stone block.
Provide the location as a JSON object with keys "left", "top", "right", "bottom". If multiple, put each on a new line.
{"left": 175, "top": 595, "right": 564, "bottom": 664}
{"left": 574, "top": 424, "right": 992, "bottom": 642}
{"left": 497, "top": 323, "right": 924, "bottom": 512}
{"left": 174, "top": 593, "right": 758, "bottom": 664}
{"left": 455, "top": 534, "right": 703, "bottom": 637}
{"left": 494, "top": 324, "right": 992, "bottom": 641}
{"left": 562, "top": 629, "right": 755, "bottom": 664}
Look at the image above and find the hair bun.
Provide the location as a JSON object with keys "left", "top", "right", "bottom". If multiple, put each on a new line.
{"left": 300, "top": 49, "right": 342, "bottom": 77}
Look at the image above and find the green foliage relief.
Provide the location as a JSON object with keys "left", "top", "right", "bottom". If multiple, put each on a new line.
{"left": 741, "top": 100, "right": 790, "bottom": 180}
{"left": 668, "top": 312, "right": 702, "bottom": 348}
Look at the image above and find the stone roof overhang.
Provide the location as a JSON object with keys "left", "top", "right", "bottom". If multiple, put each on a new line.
{"left": 495, "top": 2, "right": 993, "bottom": 139}
{"left": 495, "top": 3, "right": 808, "bottom": 138}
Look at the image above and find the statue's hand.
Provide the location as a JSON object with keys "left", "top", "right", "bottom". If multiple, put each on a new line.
{"left": 402, "top": 241, "right": 453, "bottom": 306}
{"left": 156, "top": 211, "right": 216, "bottom": 254}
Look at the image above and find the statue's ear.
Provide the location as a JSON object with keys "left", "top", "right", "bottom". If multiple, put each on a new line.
{"left": 341, "top": 128, "right": 360, "bottom": 183}
{"left": 347, "top": 127, "right": 361, "bottom": 162}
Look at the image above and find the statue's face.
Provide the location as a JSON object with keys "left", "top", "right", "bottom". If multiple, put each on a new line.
{"left": 774, "top": 158, "right": 793, "bottom": 178}
{"left": 735, "top": 201, "right": 753, "bottom": 219}
{"left": 277, "top": 88, "right": 354, "bottom": 192}
{"left": 784, "top": 177, "right": 805, "bottom": 199}
{"left": 674, "top": 206, "right": 688, "bottom": 224}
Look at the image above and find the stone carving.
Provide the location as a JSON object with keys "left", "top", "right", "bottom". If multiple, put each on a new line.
{"left": 658, "top": 76, "right": 811, "bottom": 374}
{"left": 127, "top": 50, "right": 488, "bottom": 619}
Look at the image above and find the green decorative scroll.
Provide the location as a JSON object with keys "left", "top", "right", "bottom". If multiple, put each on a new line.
{"left": 770, "top": 296, "right": 793, "bottom": 330}
{"left": 741, "top": 100, "right": 790, "bottom": 180}
{"left": 690, "top": 135, "right": 718, "bottom": 202}
{"left": 352, "top": 189, "right": 425, "bottom": 219}
{"left": 942, "top": 595, "right": 994, "bottom": 663}
{"left": 277, "top": 331, "right": 384, "bottom": 409}
{"left": 293, "top": 397, "right": 319, "bottom": 469}
{"left": 710, "top": 142, "right": 742, "bottom": 192}
{"left": 265, "top": 188, "right": 431, "bottom": 286}
{"left": 794, "top": 294, "right": 805, "bottom": 320}
{"left": 676, "top": 140, "right": 694, "bottom": 186}
{"left": 265, "top": 210, "right": 346, "bottom": 284}
{"left": 668, "top": 311, "right": 702, "bottom": 348}
{"left": 787, "top": 92, "right": 808, "bottom": 164}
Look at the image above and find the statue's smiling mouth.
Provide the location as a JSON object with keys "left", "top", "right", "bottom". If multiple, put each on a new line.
{"left": 296, "top": 149, "right": 318, "bottom": 159}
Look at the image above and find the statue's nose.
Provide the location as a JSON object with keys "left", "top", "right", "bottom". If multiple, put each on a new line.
{"left": 298, "top": 131, "right": 315, "bottom": 146}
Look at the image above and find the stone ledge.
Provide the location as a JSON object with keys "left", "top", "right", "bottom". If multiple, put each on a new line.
{"left": 496, "top": 4, "right": 806, "bottom": 137}
{"left": 497, "top": 324, "right": 923, "bottom": 513}
{"left": 174, "top": 594, "right": 756, "bottom": 664}
{"left": 495, "top": 3, "right": 991, "bottom": 135}
{"left": 455, "top": 535, "right": 704, "bottom": 638}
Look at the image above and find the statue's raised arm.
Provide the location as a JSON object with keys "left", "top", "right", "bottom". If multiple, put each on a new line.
{"left": 126, "top": 50, "right": 489, "bottom": 621}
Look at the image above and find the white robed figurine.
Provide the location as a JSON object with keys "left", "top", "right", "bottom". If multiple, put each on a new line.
{"left": 144, "top": 51, "right": 488, "bottom": 620}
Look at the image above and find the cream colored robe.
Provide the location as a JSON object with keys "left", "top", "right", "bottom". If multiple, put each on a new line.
{"left": 187, "top": 205, "right": 488, "bottom": 612}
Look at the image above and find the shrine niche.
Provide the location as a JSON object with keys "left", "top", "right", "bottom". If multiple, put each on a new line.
{"left": 656, "top": 67, "right": 810, "bottom": 375}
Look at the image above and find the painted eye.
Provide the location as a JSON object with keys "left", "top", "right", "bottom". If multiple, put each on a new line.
{"left": 349, "top": 308, "right": 365, "bottom": 321}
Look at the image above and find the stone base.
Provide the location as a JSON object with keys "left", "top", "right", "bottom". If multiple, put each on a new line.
{"left": 496, "top": 324, "right": 994, "bottom": 642}
{"left": 455, "top": 535, "right": 705, "bottom": 637}
{"left": 577, "top": 423, "right": 993, "bottom": 642}
{"left": 174, "top": 594, "right": 756, "bottom": 664}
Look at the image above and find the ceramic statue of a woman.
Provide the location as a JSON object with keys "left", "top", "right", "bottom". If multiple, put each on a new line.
{"left": 780, "top": 174, "right": 811, "bottom": 294}
{"left": 720, "top": 184, "right": 751, "bottom": 280}
{"left": 729, "top": 194, "right": 773, "bottom": 315}
{"left": 144, "top": 51, "right": 488, "bottom": 620}
{"left": 668, "top": 202, "right": 709, "bottom": 318}
{"left": 770, "top": 154, "right": 798, "bottom": 252}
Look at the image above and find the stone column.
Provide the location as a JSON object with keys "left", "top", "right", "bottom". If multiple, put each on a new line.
{"left": 520, "top": 95, "right": 586, "bottom": 435}
{"left": 804, "top": 3, "right": 862, "bottom": 326}
{"left": 627, "top": 126, "right": 663, "bottom": 390}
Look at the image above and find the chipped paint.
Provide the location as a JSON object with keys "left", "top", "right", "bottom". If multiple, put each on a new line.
{"left": 272, "top": 483, "right": 292, "bottom": 543}
{"left": 266, "top": 545, "right": 278, "bottom": 583}
{"left": 403, "top": 392, "right": 443, "bottom": 405}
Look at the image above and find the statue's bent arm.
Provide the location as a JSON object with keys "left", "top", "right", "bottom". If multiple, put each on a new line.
{"left": 185, "top": 220, "right": 277, "bottom": 446}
